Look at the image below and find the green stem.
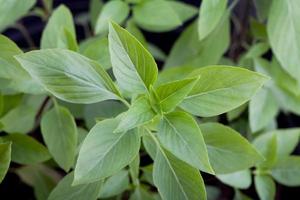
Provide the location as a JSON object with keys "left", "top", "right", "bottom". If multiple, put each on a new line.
{"left": 118, "top": 96, "right": 131, "bottom": 108}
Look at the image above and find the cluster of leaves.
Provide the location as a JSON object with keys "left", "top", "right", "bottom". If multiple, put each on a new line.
{"left": 0, "top": 0, "right": 300, "bottom": 200}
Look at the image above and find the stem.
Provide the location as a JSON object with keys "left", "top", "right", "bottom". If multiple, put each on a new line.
{"left": 30, "top": 96, "right": 51, "bottom": 134}
{"left": 228, "top": 0, "right": 240, "bottom": 11}
{"left": 41, "top": 0, "right": 52, "bottom": 18}
{"left": 35, "top": 96, "right": 51, "bottom": 121}
{"left": 14, "top": 23, "right": 36, "bottom": 49}
{"left": 118, "top": 96, "right": 131, "bottom": 108}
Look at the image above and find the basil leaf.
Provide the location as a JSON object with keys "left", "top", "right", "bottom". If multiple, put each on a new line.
{"left": 0, "top": 134, "right": 50, "bottom": 165}
{"left": 254, "top": 175, "right": 275, "bottom": 200}
{"left": 79, "top": 37, "right": 111, "bottom": 70}
{"left": 0, "top": 35, "right": 44, "bottom": 94}
{"left": 48, "top": 172, "right": 102, "bottom": 200}
{"left": 95, "top": 0, "right": 129, "bottom": 34}
{"left": 253, "top": 133, "right": 277, "bottom": 169}
{"left": 74, "top": 118, "right": 140, "bottom": 185}
{"left": 157, "top": 111, "right": 213, "bottom": 174}
{"left": 0, "top": 0, "right": 36, "bottom": 31}
{"left": 180, "top": 66, "right": 268, "bottom": 117}
{"left": 271, "top": 156, "right": 300, "bottom": 186}
{"left": 217, "top": 169, "right": 252, "bottom": 189}
{"left": 0, "top": 95, "right": 44, "bottom": 134}
{"left": 0, "top": 142, "right": 11, "bottom": 183}
{"left": 200, "top": 123, "right": 263, "bottom": 174}
{"left": 41, "top": 104, "right": 77, "bottom": 171}
{"left": 16, "top": 165, "right": 58, "bottom": 200}
{"left": 126, "top": 19, "right": 148, "bottom": 48}
{"left": 156, "top": 66, "right": 196, "bottom": 86}
{"left": 153, "top": 143, "right": 206, "bottom": 200}
{"left": 89, "top": 0, "right": 103, "bottom": 29}
{"left": 41, "top": 5, "right": 77, "bottom": 50}
{"left": 108, "top": 21, "right": 158, "bottom": 94}
{"left": 198, "top": 0, "right": 228, "bottom": 40}
{"left": 155, "top": 77, "right": 199, "bottom": 113}
{"left": 273, "top": 129, "right": 300, "bottom": 157}
{"left": 253, "top": 0, "right": 272, "bottom": 21}
{"left": 130, "top": 186, "right": 155, "bottom": 200}
{"left": 15, "top": 49, "right": 120, "bottom": 104}
{"left": 98, "top": 169, "right": 129, "bottom": 198}
{"left": 268, "top": 0, "right": 300, "bottom": 81}
{"left": 115, "top": 96, "right": 156, "bottom": 133}
{"left": 164, "top": 15, "right": 229, "bottom": 68}
{"left": 249, "top": 88, "right": 278, "bottom": 132}
{"left": 83, "top": 100, "right": 126, "bottom": 129}
{"left": 133, "top": 0, "right": 197, "bottom": 32}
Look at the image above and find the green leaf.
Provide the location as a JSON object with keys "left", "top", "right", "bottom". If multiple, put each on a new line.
{"left": 200, "top": 123, "right": 263, "bottom": 174}
{"left": 156, "top": 66, "right": 196, "bottom": 86}
{"left": 155, "top": 77, "right": 199, "bottom": 113}
{"left": 89, "top": 0, "right": 103, "bottom": 29}
{"left": 249, "top": 87, "right": 278, "bottom": 132}
{"left": 267, "top": 0, "right": 300, "bottom": 81}
{"left": 143, "top": 135, "right": 158, "bottom": 160}
{"left": 273, "top": 129, "right": 300, "bottom": 157}
{"left": 108, "top": 21, "right": 158, "bottom": 94}
{"left": 271, "top": 156, "right": 300, "bottom": 186}
{"left": 95, "top": 0, "right": 129, "bottom": 34}
{"left": 0, "top": 142, "right": 11, "bottom": 183}
{"left": 253, "top": 0, "right": 272, "bottom": 21}
{"left": 48, "top": 172, "right": 102, "bottom": 200}
{"left": 244, "top": 42, "right": 269, "bottom": 59}
{"left": 227, "top": 103, "right": 248, "bottom": 122}
{"left": 79, "top": 37, "right": 111, "bottom": 70}
{"left": 254, "top": 58, "right": 300, "bottom": 115}
{"left": 0, "top": 94, "right": 22, "bottom": 117}
{"left": 0, "top": 134, "right": 50, "bottom": 165}
{"left": 252, "top": 133, "right": 277, "bottom": 169}
{"left": 0, "top": 0, "right": 36, "bottom": 31}
{"left": 83, "top": 100, "right": 126, "bottom": 129}
{"left": 153, "top": 141, "right": 206, "bottom": 200}
{"left": 129, "top": 155, "right": 140, "bottom": 185}
{"left": 41, "top": 104, "right": 77, "bottom": 171}
{"left": 74, "top": 118, "right": 140, "bottom": 185}
{"left": 0, "top": 103, "right": 36, "bottom": 133}
{"left": 254, "top": 175, "right": 275, "bottom": 200}
{"left": 15, "top": 49, "right": 120, "bottom": 104}
{"left": 206, "top": 186, "right": 221, "bottom": 200}
{"left": 198, "top": 0, "right": 228, "bottom": 40}
{"left": 0, "top": 95, "right": 45, "bottom": 134}
{"left": 126, "top": 19, "right": 148, "bottom": 48}
{"left": 141, "top": 165, "right": 154, "bottom": 185}
{"left": 164, "top": 15, "right": 230, "bottom": 68}
{"left": 0, "top": 94, "right": 3, "bottom": 116}
{"left": 217, "top": 169, "right": 252, "bottom": 189}
{"left": 233, "top": 190, "right": 252, "bottom": 200}
{"left": 16, "top": 165, "right": 59, "bottom": 200}
{"left": 250, "top": 18, "right": 268, "bottom": 40}
{"left": 98, "top": 169, "right": 129, "bottom": 198}
{"left": 115, "top": 96, "right": 156, "bottom": 133}
{"left": 148, "top": 43, "right": 167, "bottom": 62}
{"left": 133, "top": 0, "right": 197, "bottom": 32}
{"left": 157, "top": 111, "right": 213, "bottom": 174}
{"left": 0, "top": 35, "right": 44, "bottom": 94}
{"left": 180, "top": 66, "right": 268, "bottom": 117}
{"left": 167, "top": 1, "right": 198, "bottom": 22}
{"left": 130, "top": 186, "right": 155, "bottom": 200}
{"left": 41, "top": 5, "right": 77, "bottom": 49}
